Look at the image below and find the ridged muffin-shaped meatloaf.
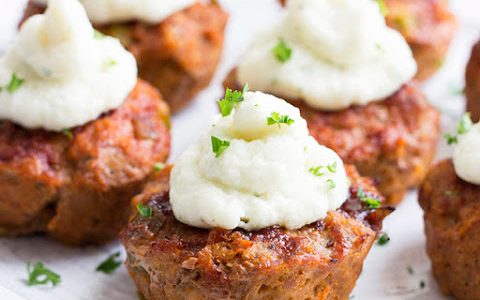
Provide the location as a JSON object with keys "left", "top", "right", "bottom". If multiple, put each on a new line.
{"left": 0, "top": 80, "right": 170, "bottom": 245}
{"left": 22, "top": 1, "right": 228, "bottom": 113}
{"left": 419, "top": 160, "right": 480, "bottom": 300}
{"left": 121, "top": 165, "right": 392, "bottom": 300}
{"left": 384, "top": 0, "right": 457, "bottom": 81}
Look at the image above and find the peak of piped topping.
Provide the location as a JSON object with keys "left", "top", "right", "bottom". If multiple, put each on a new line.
{"left": 169, "top": 90, "right": 350, "bottom": 231}
{"left": 237, "top": 0, "right": 417, "bottom": 111}
{"left": 0, "top": 0, "right": 137, "bottom": 131}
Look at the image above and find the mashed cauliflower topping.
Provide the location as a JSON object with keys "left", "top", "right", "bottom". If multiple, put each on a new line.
{"left": 34, "top": 0, "right": 196, "bottom": 24}
{"left": 237, "top": 0, "right": 417, "bottom": 110}
{"left": 0, "top": 0, "right": 137, "bottom": 131}
{"left": 170, "top": 91, "right": 350, "bottom": 231}
{"left": 453, "top": 122, "right": 480, "bottom": 185}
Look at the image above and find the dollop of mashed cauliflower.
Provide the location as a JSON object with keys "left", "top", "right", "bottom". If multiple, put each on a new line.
{"left": 34, "top": 0, "right": 196, "bottom": 24}
{"left": 170, "top": 91, "right": 350, "bottom": 231}
{"left": 453, "top": 122, "right": 480, "bottom": 185}
{"left": 237, "top": 0, "right": 417, "bottom": 110}
{"left": 0, "top": 0, "right": 137, "bottom": 131}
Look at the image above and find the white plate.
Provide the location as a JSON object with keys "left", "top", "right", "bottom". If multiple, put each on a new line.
{"left": 0, "top": 0, "right": 479, "bottom": 299}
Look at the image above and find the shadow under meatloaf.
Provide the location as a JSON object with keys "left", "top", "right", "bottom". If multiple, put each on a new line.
{"left": 466, "top": 41, "right": 480, "bottom": 122}
{"left": 419, "top": 160, "right": 480, "bottom": 300}
{"left": 120, "top": 165, "right": 393, "bottom": 300}
{"left": 0, "top": 80, "right": 170, "bottom": 246}
{"left": 21, "top": 1, "right": 228, "bottom": 114}
{"left": 224, "top": 72, "right": 440, "bottom": 205}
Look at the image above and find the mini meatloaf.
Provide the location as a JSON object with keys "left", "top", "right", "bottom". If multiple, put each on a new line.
{"left": 278, "top": 0, "right": 456, "bottom": 81}
{"left": 466, "top": 41, "right": 480, "bottom": 122}
{"left": 384, "top": 0, "right": 457, "bottom": 81}
{"left": 0, "top": 80, "right": 170, "bottom": 246}
{"left": 419, "top": 159, "right": 480, "bottom": 300}
{"left": 224, "top": 74, "right": 440, "bottom": 205}
{"left": 21, "top": 1, "right": 228, "bottom": 113}
{"left": 121, "top": 165, "right": 392, "bottom": 300}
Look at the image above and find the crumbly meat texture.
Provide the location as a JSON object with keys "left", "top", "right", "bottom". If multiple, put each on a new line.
{"left": 0, "top": 80, "right": 170, "bottom": 245}
{"left": 21, "top": 1, "right": 228, "bottom": 113}
{"left": 419, "top": 159, "right": 480, "bottom": 300}
{"left": 224, "top": 73, "right": 440, "bottom": 205}
{"left": 384, "top": 0, "right": 457, "bottom": 81}
{"left": 466, "top": 41, "right": 480, "bottom": 122}
{"left": 278, "top": 0, "right": 456, "bottom": 81}
{"left": 120, "top": 165, "right": 392, "bottom": 300}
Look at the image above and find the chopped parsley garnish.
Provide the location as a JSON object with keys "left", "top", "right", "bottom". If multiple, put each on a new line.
{"left": 420, "top": 280, "right": 426, "bottom": 289}
{"left": 211, "top": 136, "right": 230, "bottom": 158}
{"left": 309, "top": 166, "right": 325, "bottom": 177}
{"left": 374, "top": 0, "right": 389, "bottom": 16}
{"left": 218, "top": 85, "right": 249, "bottom": 117}
{"left": 357, "top": 187, "right": 381, "bottom": 209}
{"left": 26, "top": 261, "right": 61, "bottom": 287}
{"left": 266, "top": 112, "right": 295, "bottom": 127}
{"left": 407, "top": 266, "right": 414, "bottom": 275}
{"left": 93, "top": 29, "right": 105, "bottom": 39}
{"left": 104, "top": 59, "right": 117, "bottom": 69}
{"left": 327, "top": 179, "right": 336, "bottom": 190}
{"left": 62, "top": 129, "right": 73, "bottom": 140}
{"left": 327, "top": 162, "right": 337, "bottom": 173}
{"left": 273, "top": 38, "right": 292, "bottom": 63}
{"left": 4, "top": 73, "right": 25, "bottom": 94}
{"left": 444, "top": 113, "right": 473, "bottom": 145}
{"left": 377, "top": 232, "right": 390, "bottom": 245}
{"left": 136, "top": 203, "right": 152, "bottom": 218}
{"left": 96, "top": 252, "right": 122, "bottom": 274}
{"left": 153, "top": 163, "right": 165, "bottom": 172}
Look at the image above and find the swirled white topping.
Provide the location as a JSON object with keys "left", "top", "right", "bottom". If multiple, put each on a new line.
{"left": 33, "top": 0, "right": 196, "bottom": 24}
{"left": 170, "top": 91, "right": 350, "bottom": 231}
{"left": 0, "top": 0, "right": 137, "bottom": 131}
{"left": 237, "top": 0, "right": 417, "bottom": 111}
{"left": 453, "top": 123, "right": 480, "bottom": 185}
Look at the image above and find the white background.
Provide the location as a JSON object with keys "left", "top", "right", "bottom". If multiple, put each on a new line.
{"left": 0, "top": 0, "right": 479, "bottom": 299}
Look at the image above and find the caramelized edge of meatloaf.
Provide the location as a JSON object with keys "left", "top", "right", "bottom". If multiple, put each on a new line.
{"left": 0, "top": 80, "right": 171, "bottom": 245}
{"left": 120, "top": 165, "right": 392, "bottom": 299}
{"left": 223, "top": 70, "right": 440, "bottom": 206}
{"left": 21, "top": 1, "right": 228, "bottom": 114}
{"left": 466, "top": 41, "right": 480, "bottom": 122}
{"left": 419, "top": 159, "right": 480, "bottom": 299}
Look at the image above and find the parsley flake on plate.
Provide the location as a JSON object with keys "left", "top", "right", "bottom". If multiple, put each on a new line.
{"left": 4, "top": 73, "right": 24, "bottom": 94}
{"left": 96, "top": 252, "right": 122, "bottom": 274}
{"left": 374, "top": 0, "right": 389, "bottom": 16}
{"left": 377, "top": 232, "right": 390, "bottom": 245}
{"left": 26, "top": 261, "right": 61, "bottom": 287}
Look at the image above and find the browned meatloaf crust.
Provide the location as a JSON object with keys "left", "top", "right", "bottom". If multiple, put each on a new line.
{"left": 466, "top": 41, "right": 480, "bottom": 122}
{"left": 278, "top": 0, "right": 457, "bottom": 81}
{"left": 419, "top": 159, "right": 480, "bottom": 300}
{"left": 384, "top": 0, "right": 457, "bottom": 81}
{"left": 120, "top": 165, "right": 393, "bottom": 300}
{"left": 21, "top": 1, "right": 228, "bottom": 113}
{"left": 0, "top": 80, "right": 170, "bottom": 246}
{"left": 224, "top": 73, "right": 440, "bottom": 205}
